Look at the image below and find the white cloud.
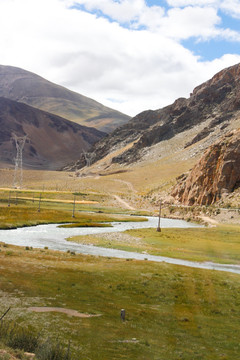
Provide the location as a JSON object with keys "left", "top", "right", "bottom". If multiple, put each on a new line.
{"left": 157, "top": 6, "right": 221, "bottom": 40}
{"left": 220, "top": 0, "right": 240, "bottom": 18}
{"left": 167, "top": 0, "right": 218, "bottom": 6}
{"left": 158, "top": 5, "right": 240, "bottom": 42}
{"left": 78, "top": 0, "right": 146, "bottom": 23}
{"left": 167, "top": 0, "right": 240, "bottom": 20}
{"left": 0, "top": 0, "right": 239, "bottom": 117}
{"left": 70, "top": 0, "right": 240, "bottom": 45}
{"left": 75, "top": 0, "right": 165, "bottom": 29}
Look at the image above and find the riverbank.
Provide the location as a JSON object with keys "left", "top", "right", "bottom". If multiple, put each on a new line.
{"left": 1, "top": 217, "right": 240, "bottom": 275}
{"left": 1, "top": 191, "right": 240, "bottom": 359}
{"left": 1, "top": 242, "right": 240, "bottom": 360}
{"left": 68, "top": 224, "right": 240, "bottom": 266}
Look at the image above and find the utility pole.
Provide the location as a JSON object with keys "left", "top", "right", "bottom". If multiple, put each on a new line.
{"left": 38, "top": 193, "right": 42, "bottom": 212}
{"left": 157, "top": 201, "right": 162, "bottom": 232}
{"left": 15, "top": 191, "right": 18, "bottom": 205}
{"left": 72, "top": 195, "right": 76, "bottom": 218}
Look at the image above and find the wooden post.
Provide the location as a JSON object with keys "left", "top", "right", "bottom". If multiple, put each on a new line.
{"left": 157, "top": 201, "right": 162, "bottom": 232}
{"left": 72, "top": 195, "right": 76, "bottom": 218}
{"left": 38, "top": 193, "right": 42, "bottom": 212}
{"left": 15, "top": 191, "right": 18, "bottom": 205}
{"left": 8, "top": 191, "right": 11, "bottom": 207}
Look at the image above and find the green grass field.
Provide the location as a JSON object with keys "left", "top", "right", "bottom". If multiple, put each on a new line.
{"left": 69, "top": 226, "right": 240, "bottom": 265}
{"left": 0, "top": 244, "right": 240, "bottom": 360}
{"left": 0, "top": 189, "right": 145, "bottom": 229}
{"left": 0, "top": 189, "right": 240, "bottom": 359}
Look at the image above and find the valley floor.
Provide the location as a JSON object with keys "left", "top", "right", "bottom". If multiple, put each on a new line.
{"left": 0, "top": 169, "right": 240, "bottom": 359}
{"left": 1, "top": 241, "right": 240, "bottom": 360}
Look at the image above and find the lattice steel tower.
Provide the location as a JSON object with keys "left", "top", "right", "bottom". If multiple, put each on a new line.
{"left": 83, "top": 150, "right": 95, "bottom": 167}
{"left": 12, "top": 134, "right": 27, "bottom": 188}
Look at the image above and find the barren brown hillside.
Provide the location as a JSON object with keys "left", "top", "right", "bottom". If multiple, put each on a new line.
{"left": 0, "top": 97, "right": 105, "bottom": 170}
{"left": 0, "top": 65, "right": 130, "bottom": 133}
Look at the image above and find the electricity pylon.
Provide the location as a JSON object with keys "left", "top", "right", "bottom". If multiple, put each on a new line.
{"left": 12, "top": 134, "right": 27, "bottom": 188}
{"left": 82, "top": 150, "right": 95, "bottom": 167}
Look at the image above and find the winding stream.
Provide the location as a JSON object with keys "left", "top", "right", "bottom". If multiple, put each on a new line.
{"left": 1, "top": 217, "right": 240, "bottom": 275}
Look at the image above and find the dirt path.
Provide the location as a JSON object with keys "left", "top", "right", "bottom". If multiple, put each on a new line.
{"left": 28, "top": 307, "right": 101, "bottom": 318}
{"left": 113, "top": 179, "right": 137, "bottom": 193}
{"left": 113, "top": 195, "right": 135, "bottom": 210}
{"left": 200, "top": 215, "right": 219, "bottom": 226}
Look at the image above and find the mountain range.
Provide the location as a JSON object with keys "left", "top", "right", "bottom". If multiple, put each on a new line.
{"left": 1, "top": 62, "right": 239, "bottom": 205}
{"left": 0, "top": 97, "right": 105, "bottom": 170}
{"left": 0, "top": 64, "right": 131, "bottom": 170}
{"left": 0, "top": 65, "right": 130, "bottom": 133}
{"left": 69, "top": 63, "right": 240, "bottom": 206}
{"left": 77, "top": 63, "right": 240, "bottom": 166}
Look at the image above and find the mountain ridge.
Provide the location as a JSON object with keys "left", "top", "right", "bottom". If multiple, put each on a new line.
{"left": 64, "top": 63, "right": 240, "bottom": 207}
{"left": 68, "top": 62, "right": 240, "bottom": 170}
{"left": 0, "top": 65, "right": 130, "bottom": 133}
{"left": 0, "top": 97, "right": 106, "bottom": 170}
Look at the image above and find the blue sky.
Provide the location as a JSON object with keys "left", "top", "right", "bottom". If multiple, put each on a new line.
{"left": 182, "top": 10, "right": 240, "bottom": 60}
{"left": 0, "top": 0, "right": 240, "bottom": 116}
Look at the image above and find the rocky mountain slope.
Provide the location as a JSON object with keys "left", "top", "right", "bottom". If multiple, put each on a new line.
{"left": 72, "top": 62, "right": 240, "bottom": 169}
{"left": 0, "top": 65, "right": 130, "bottom": 133}
{"left": 0, "top": 97, "right": 105, "bottom": 170}
{"left": 63, "top": 63, "right": 240, "bottom": 209}
{"left": 172, "top": 129, "right": 240, "bottom": 205}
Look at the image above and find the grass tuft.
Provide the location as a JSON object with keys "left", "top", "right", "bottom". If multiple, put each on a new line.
{"left": 0, "top": 321, "right": 74, "bottom": 360}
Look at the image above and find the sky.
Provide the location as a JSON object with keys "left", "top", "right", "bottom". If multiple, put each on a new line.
{"left": 0, "top": 0, "right": 240, "bottom": 117}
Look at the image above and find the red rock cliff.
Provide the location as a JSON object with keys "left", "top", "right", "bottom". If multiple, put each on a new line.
{"left": 172, "top": 128, "right": 240, "bottom": 205}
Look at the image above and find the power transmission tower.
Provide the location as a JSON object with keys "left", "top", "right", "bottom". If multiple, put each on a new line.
{"left": 12, "top": 134, "right": 28, "bottom": 189}
{"left": 82, "top": 150, "right": 95, "bottom": 167}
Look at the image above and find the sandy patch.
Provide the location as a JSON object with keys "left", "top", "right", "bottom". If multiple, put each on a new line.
{"left": 200, "top": 216, "right": 219, "bottom": 226}
{"left": 28, "top": 307, "right": 101, "bottom": 318}
{"left": 94, "top": 232, "right": 141, "bottom": 244}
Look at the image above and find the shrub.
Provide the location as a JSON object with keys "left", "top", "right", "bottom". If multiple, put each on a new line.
{"left": 7, "top": 326, "right": 40, "bottom": 352}
{"left": 5, "top": 251, "right": 13, "bottom": 256}
{"left": 0, "top": 321, "right": 39, "bottom": 352}
{"left": 36, "top": 338, "right": 72, "bottom": 360}
{"left": 0, "top": 321, "right": 75, "bottom": 360}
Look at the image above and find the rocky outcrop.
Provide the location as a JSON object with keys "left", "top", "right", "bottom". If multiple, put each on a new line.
{"left": 172, "top": 129, "right": 240, "bottom": 205}
{"left": 69, "top": 62, "right": 240, "bottom": 169}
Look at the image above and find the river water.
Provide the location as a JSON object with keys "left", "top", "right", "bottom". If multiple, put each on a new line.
{"left": 0, "top": 217, "right": 240, "bottom": 275}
